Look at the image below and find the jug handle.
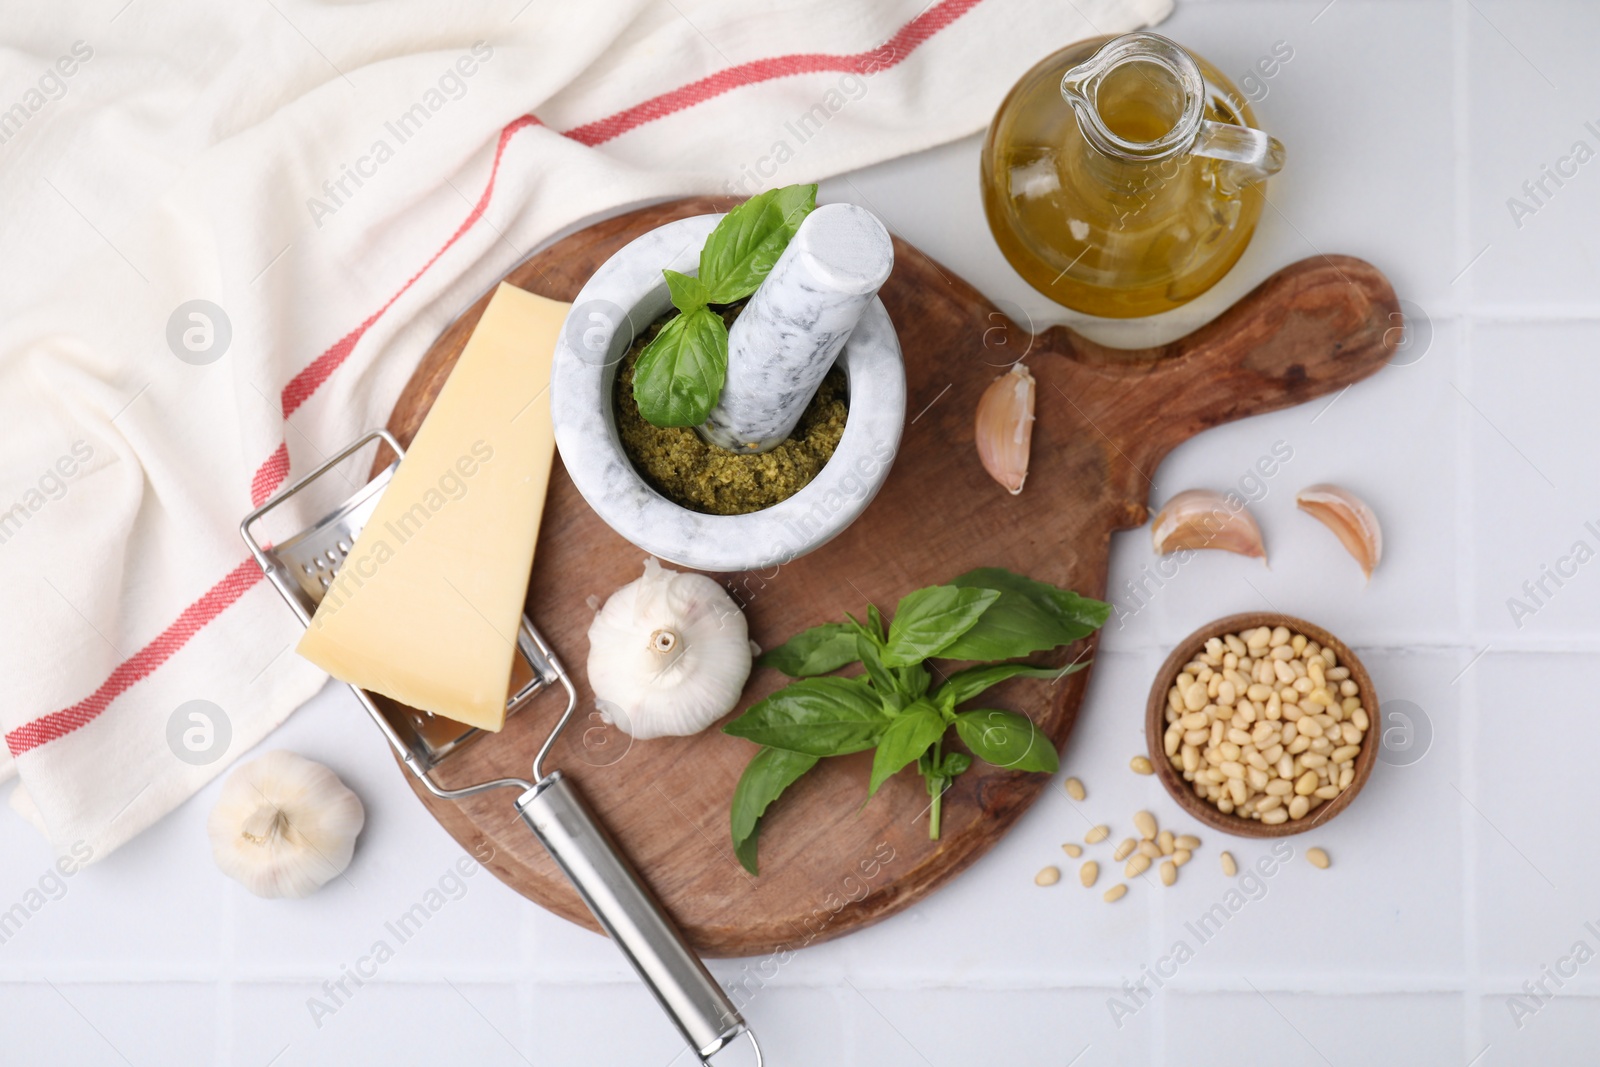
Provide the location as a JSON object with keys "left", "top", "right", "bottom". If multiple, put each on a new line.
{"left": 1192, "top": 120, "right": 1286, "bottom": 192}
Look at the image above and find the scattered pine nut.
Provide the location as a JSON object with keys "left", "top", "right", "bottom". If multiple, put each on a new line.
{"left": 1176, "top": 834, "right": 1200, "bottom": 851}
{"left": 1173, "top": 848, "right": 1192, "bottom": 867}
{"left": 1103, "top": 884, "right": 1128, "bottom": 903}
{"left": 1064, "top": 777, "right": 1087, "bottom": 801}
{"left": 1113, "top": 837, "right": 1137, "bottom": 861}
{"left": 1084, "top": 824, "right": 1110, "bottom": 844}
{"left": 1125, "top": 854, "right": 1152, "bottom": 878}
{"left": 1137, "top": 840, "right": 1161, "bottom": 860}
{"left": 1080, "top": 860, "right": 1100, "bottom": 887}
{"left": 1130, "top": 755, "right": 1154, "bottom": 775}
{"left": 1133, "top": 810, "right": 1158, "bottom": 840}
{"left": 1036, "top": 866, "right": 1061, "bottom": 886}
{"left": 1220, "top": 851, "right": 1238, "bottom": 877}
{"left": 1159, "top": 860, "right": 1177, "bottom": 886}
{"left": 1306, "top": 847, "right": 1331, "bottom": 869}
{"left": 1157, "top": 830, "right": 1175, "bottom": 855}
{"left": 1061, "top": 843, "right": 1083, "bottom": 858}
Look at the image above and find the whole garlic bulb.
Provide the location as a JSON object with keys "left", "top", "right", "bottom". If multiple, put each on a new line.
{"left": 587, "top": 558, "right": 754, "bottom": 740}
{"left": 208, "top": 751, "right": 365, "bottom": 898}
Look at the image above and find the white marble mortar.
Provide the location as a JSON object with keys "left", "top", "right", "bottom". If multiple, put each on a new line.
{"left": 550, "top": 213, "right": 905, "bottom": 574}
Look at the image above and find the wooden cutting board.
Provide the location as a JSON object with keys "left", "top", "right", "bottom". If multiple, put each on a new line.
{"left": 380, "top": 196, "right": 1398, "bottom": 957}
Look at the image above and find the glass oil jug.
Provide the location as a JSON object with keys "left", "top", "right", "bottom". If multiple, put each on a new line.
{"left": 981, "top": 32, "right": 1285, "bottom": 318}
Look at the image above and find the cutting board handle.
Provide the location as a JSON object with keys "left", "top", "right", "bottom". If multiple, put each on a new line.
{"left": 1036, "top": 254, "right": 1400, "bottom": 519}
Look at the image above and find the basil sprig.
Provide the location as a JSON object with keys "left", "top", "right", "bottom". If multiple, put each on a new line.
{"left": 724, "top": 568, "right": 1110, "bottom": 874}
{"left": 632, "top": 184, "right": 817, "bottom": 427}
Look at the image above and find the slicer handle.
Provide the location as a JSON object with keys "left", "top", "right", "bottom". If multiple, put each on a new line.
{"left": 514, "top": 772, "right": 749, "bottom": 1063}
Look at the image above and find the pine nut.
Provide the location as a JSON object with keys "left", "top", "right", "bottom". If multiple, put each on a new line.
{"left": 1130, "top": 755, "right": 1154, "bottom": 775}
{"left": 1103, "top": 884, "right": 1128, "bottom": 903}
{"left": 1080, "top": 860, "right": 1099, "bottom": 887}
{"left": 1113, "top": 838, "right": 1137, "bottom": 861}
{"left": 1064, "top": 777, "right": 1087, "bottom": 801}
{"left": 1085, "top": 824, "right": 1110, "bottom": 844}
{"left": 1133, "top": 811, "right": 1158, "bottom": 840}
{"left": 1160, "top": 860, "right": 1178, "bottom": 886}
{"left": 1288, "top": 795, "right": 1311, "bottom": 819}
{"left": 1220, "top": 851, "right": 1238, "bottom": 876}
{"left": 1062, "top": 843, "right": 1083, "bottom": 858}
{"left": 1036, "top": 866, "right": 1061, "bottom": 886}
{"left": 1125, "top": 854, "right": 1152, "bottom": 878}
{"left": 1306, "top": 847, "right": 1330, "bottom": 869}
{"left": 1138, "top": 840, "right": 1161, "bottom": 860}
{"left": 1183, "top": 683, "right": 1208, "bottom": 711}
{"left": 1158, "top": 830, "right": 1175, "bottom": 855}
{"left": 1332, "top": 745, "right": 1361, "bottom": 763}
{"left": 1174, "top": 849, "right": 1193, "bottom": 867}
{"left": 1260, "top": 808, "right": 1289, "bottom": 824}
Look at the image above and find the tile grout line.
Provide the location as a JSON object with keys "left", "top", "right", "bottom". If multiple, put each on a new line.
{"left": 1452, "top": 0, "right": 1487, "bottom": 1059}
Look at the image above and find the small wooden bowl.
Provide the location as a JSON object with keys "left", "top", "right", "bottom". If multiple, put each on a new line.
{"left": 1145, "top": 612, "right": 1380, "bottom": 838}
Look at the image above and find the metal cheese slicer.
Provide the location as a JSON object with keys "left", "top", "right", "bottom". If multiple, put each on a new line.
{"left": 241, "top": 428, "right": 761, "bottom": 1066}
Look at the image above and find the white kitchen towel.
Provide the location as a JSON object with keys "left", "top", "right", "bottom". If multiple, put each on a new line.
{"left": 0, "top": 0, "right": 1170, "bottom": 861}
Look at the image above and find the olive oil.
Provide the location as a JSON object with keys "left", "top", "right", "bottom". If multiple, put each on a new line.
{"left": 981, "top": 36, "right": 1277, "bottom": 318}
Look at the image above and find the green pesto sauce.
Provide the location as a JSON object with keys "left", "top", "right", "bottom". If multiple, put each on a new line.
{"left": 615, "top": 306, "right": 847, "bottom": 516}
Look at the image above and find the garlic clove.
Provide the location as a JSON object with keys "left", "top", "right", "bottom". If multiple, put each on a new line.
{"left": 1297, "top": 483, "right": 1382, "bottom": 580}
{"left": 586, "top": 558, "right": 753, "bottom": 740}
{"left": 975, "top": 362, "right": 1035, "bottom": 494}
{"left": 208, "top": 751, "right": 365, "bottom": 899}
{"left": 1151, "top": 489, "right": 1266, "bottom": 561}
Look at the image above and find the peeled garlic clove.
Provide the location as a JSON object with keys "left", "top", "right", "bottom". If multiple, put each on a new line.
{"left": 587, "top": 558, "right": 753, "bottom": 740}
{"left": 1151, "top": 489, "right": 1266, "bottom": 561}
{"left": 975, "top": 362, "right": 1035, "bottom": 494}
{"left": 208, "top": 751, "right": 365, "bottom": 898}
{"left": 1297, "top": 483, "right": 1382, "bottom": 579}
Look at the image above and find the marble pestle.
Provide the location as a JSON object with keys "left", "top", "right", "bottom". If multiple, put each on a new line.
{"left": 701, "top": 202, "right": 894, "bottom": 453}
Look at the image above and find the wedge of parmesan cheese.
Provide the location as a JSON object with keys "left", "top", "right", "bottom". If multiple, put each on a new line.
{"left": 297, "top": 283, "right": 568, "bottom": 731}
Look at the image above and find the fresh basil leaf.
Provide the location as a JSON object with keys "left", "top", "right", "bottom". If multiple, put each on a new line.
{"left": 662, "top": 269, "right": 708, "bottom": 313}
{"left": 632, "top": 305, "right": 728, "bottom": 427}
{"left": 882, "top": 586, "right": 1000, "bottom": 668}
{"left": 734, "top": 823, "right": 762, "bottom": 874}
{"left": 936, "top": 660, "right": 1087, "bottom": 706}
{"left": 759, "top": 622, "right": 860, "bottom": 677}
{"left": 896, "top": 661, "right": 931, "bottom": 700}
{"left": 942, "top": 751, "right": 973, "bottom": 777}
{"left": 938, "top": 569, "right": 1110, "bottom": 661}
{"left": 868, "top": 700, "right": 947, "bottom": 796}
{"left": 729, "top": 746, "right": 818, "bottom": 875}
{"left": 866, "top": 603, "right": 886, "bottom": 643}
{"left": 698, "top": 184, "right": 817, "bottom": 303}
{"left": 723, "top": 677, "right": 889, "bottom": 756}
{"left": 954, "top": 709, "right": 1059, "bottom": 773}
{"left": 856, "top": 635, "right": 901, "bottom": 700}
{"left": 934, "top": 684, "right": 957, "bottom": 721}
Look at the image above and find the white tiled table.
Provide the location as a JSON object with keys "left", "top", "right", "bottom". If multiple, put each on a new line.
{"left": 6, "top": 1, "right": 1600, "bottom": 1063}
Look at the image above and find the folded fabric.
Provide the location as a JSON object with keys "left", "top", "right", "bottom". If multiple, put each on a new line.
{"left": 0, "top": 0, "right": 1170, "bottom": 861}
